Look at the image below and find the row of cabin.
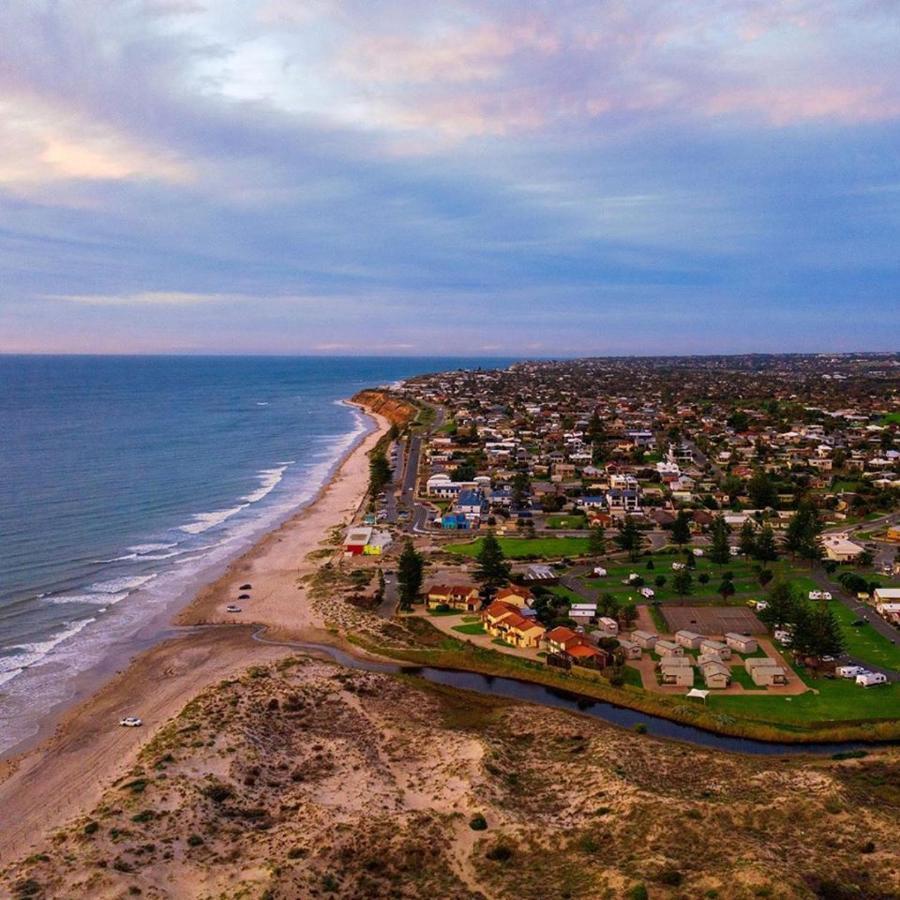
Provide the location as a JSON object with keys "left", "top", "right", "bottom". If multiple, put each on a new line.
{"left": 631, "top": 629, "right": 757, "bottom": 655}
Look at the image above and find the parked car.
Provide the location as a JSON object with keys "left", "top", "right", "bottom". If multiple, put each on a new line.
{"left": 225, "top": 604, "right": 242, "bottom": 613}
{"left": 120, "top": 716, "right": 143, "bottom": 727}
{"left": 836, "top": 665, "right": 865, "bottom": 678}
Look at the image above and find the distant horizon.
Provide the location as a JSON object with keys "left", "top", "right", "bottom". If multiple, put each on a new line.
{"left": 1, "top": 349, "right": 897, "bottom": 361}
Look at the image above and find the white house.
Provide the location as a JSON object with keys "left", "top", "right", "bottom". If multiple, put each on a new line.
{"left": 726, "top": 633, "right": 757, "bottom": 654}
{"left": 656, "top": 639, "right": 685, "bottom": 657}
{"left": 632, "top": 629, "right": 658, "bottom": 649}
{"left": 675, "top": 630, "right": 704, "bottom": 650}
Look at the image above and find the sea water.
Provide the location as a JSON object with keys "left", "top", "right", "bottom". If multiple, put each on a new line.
{"left": 0, "top": 355, "right": 510, "bottom": 754}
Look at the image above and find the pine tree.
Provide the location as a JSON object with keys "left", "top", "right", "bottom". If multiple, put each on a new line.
{"left": 753, "top": 524, "right": 779, "bottom": 563}
{"left": 615, "top": 517, "right": 645, "bottom": 561}
{"left": 368, "top": 451, "right": 392, "bottom": 497}
{"left": 588, "top": 525, "right": 607, "bottom": 557}
{"left": 474, "top": 530, "right": 511, "bottom": 603}
{"left": 739, "top": 520, "right": 757, "bottom": 557}
{"left": 672, "top": 567, "right": 693, "bottom": 599}
{"left": 671, "top": 510, "right": 692, "bottom": 546}
{"left": 397, "top": 540, "right": 424, "bottom": 611}
{"left": 747, "top": 469, "right": 778, "bottom": 509}
{"left": 758, "top": 580, "right": 799, "bottom": 628}
{"left": 709, "top": 515, "right": 731, "bottom": 564}
{"left": 784, "top": 501, "right": 823, "bottom": 565}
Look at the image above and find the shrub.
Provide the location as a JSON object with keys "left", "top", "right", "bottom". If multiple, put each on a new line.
{"left": 658, "top": 868, "right": 683, "bottom": 886}
{"left": 131, "top": 810, "right": 154, "bottom": 823}
{"left": 469, "top": 814, "right": 488, "bottom": 831}
{"left": 187, "top": 834, "right": 204, "bottom": 847}
{"left": 698, "top": 573, "right": 710, "bottom": 584}
{"left": 202, "top": 782, "right": 233, "bottom": 803}
{"left": 633, "top": 723, "right": 647, "bottom": 734}
{"left": 861, "top": 841, "right": 876, "bottom": 854}
{"left": 627, "top": 885, "right": 648, "bottom": 900}
{"left": 83, "top": 821, "right": 100, "bottom": 836}
{"left": 485, "top": 843, "right": 513, "bottom": 862}
{"left": 287, "top": 847, "right": 306, "bottom": 859}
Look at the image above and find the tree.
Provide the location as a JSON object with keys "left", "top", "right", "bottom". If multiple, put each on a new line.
{"left": 671, "top": 510, "right": 692, "bottom": 546}
{"left": 451, "top": 460, "right": 476, "bottom": 482}
{"left": 588, "top": 525, "right": 607, "bottom": 557}
{"left": 753, "top": 524, "right": 779, "bottom": 563}
{"left": 718, "top": 578, "right": 736, "bottom": 602}
{"left": 739, "top": 520, "right": 757, "bottom": 557}
{"left": 620, "top": 601, "right": 638, "bottom": 628}
{"left": 368, "top": 451, "right": 392, "bottom": 497}
{"left": 615, "top": 517, "right": 645, "bottom": 561}
{"left": 672, "top": 567, "right": 693, "bottom": 599}
{"left": 709, "top": 515, "right": 731, "bottom": 565}
{"left": 727, "top": 410, "right": 750, "bottom": 431}
{"left": 598, "top": 593, "right": 619, "bottom": 619}
{"left": 758, "top": 581, "right": 799, "bottom": 628}
{"left": 511, "top": 471, "right": 531, "bottom": 509}
{"left": 474, "top": 530, "right": 511, "bottom": 603}
{"left": 747, "top": 469, "right": 778, "bottom": 509}
{"left": 397, "top": 540, "right": 424, "bottom": 611}
{"left": 792, "top": 602, "right": 845, "bottom": 659}
{"left": 756, "top": 566, "right": 774, "bottom": 588}
{"left": 784, "top": 500, "right": 823, "bottom": 566}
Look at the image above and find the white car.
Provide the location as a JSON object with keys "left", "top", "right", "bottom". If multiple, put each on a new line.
{"left": 225, "top": 604, "right": 242, "bottom": 613}
{"left": 120, "top": 716, "right": 143, "bottom": 727}
{"left": 593, "top": 566, "right": 607, "bottom": 577}
{"left": 672, "top": 562, "right": 686, "bottom": 570}
{"left": 692, "top": 548, "right": 704, "bottom": 557}
{"left": 640, "top": 587, "right": 655, "bottom": 599}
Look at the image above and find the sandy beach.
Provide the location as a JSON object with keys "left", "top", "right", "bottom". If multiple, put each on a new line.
{"left": 0, "top": 401, "right": 391, "bottom": 864}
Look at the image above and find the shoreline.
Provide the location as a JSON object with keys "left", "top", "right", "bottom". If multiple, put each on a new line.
{"left": 0, "top": 399, "right": 391, "bottom": 862}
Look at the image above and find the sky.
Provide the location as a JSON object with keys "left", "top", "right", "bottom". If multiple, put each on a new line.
{"left": 1, "top": 0, "right": 899, "bottom": 356}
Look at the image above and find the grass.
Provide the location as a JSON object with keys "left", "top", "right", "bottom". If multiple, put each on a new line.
{"left": 447, "top": 536, "right": 589, "bottom": 559}
{"left": 452, "top": 622, "right": 486, "bottom": 635}
{"left": 878, "top": 412, "right": 900, "bottom": 425}
{"left": 729, "top": 666, "right": 758, "bottom": 690}
{"left": 710, "top": 663, "right": 900, "bottom": 726}
{"left": 546, "top": 514, "right": 588, "bottom": 530}
{"left": 827, "top": 601, "right": 900, "bottom": 670}
{"left": 349, "top": 625, "right": 900, "bottom": 742}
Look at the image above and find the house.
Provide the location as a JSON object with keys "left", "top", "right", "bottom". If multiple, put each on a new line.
{"left": 856, "top": 671, "right": 888, "bottom": 687}
{"left": 441, "top": 513, "right": 470, "bottom": 530}
{"left": 745, "top": 657, "right": 787, "bottom": 686}
{"left": 701, "top": 659, "right": 732, "bottom": 689}
{"left": 822, "top": 533, "right": 865, "bottom": 563}
{"left": 457, "top": 488, "right": 487, "bottom": 523}
{"left": 521, "top": 564, "right": 558, "bottom": 585}
{"left": 426, "top": 584, "right": 480, "bottom": 612}
{"left": 363, "top": 530, "right": 393, "bottom": 555}
{"left": 725, "top": 633, "right": 757, "bottom": 654}
{"left": 597, "top": 616, "right": 619, "bottom": 636}
{"left": 659, "top": 658, "right": 694, "bottom": 686}
{"left": 343, "top": 526, "right": 373, "bottom": 556}
{"left": 566, "top": 643, "right": 609, "bottom": 668}
{"left": 874, "top": 588, "right": 900, "bottom": 624}
{"left": 655, "top": 639, "right": 685, "bottom": 657}
{"left": 699, "top": 638, "right": 732, "bottom": 660}
{"left": 632, "top": 629, "right": 658, "bottom": 649}
{"left": 545, "top": 626, "right": 584, "bottom": 655}
{"left": 617, "top": 638, "right": 642, "bottom": 660}
{"left": 569, "top": 604, "right": 597, "bottom": 625}
{"left": 483, "top": 602, "right": 546, "bottom": 648}
{"left": 675, "top": 630, "right": 704, "bottom": 650}
{"left": 495, "top": 586, "right": 535, "bottom": 608}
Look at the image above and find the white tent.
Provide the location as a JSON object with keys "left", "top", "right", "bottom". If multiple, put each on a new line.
{"left": 686, "top": 688, "right": 709, "bottom": 702}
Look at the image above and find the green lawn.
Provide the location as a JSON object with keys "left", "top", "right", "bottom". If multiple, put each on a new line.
{"left": 729, "top": 666, "right": 757, "bottom": 690}
{"left": 452, "top": 622, "right": 486, "bottom": 635}
{"left": 710, "top": 666, "right": 900, "bottom": 725}
{"left": 447, "top": 536, "right": 589, "bottom": 559}
{"left": 545, "top": 514, "right": 588, "bottom": 530}
{"left": 878, "top": 412, "right": 900, "bottom": 425}
{"left": 548, "top": 585, "right": 583, "bottom": 604}
{"left": 828, "top": 601, "right": 900, "bottom": 670}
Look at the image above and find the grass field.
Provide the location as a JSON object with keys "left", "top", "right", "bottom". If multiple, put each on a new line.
{"left": 447, "top": 536, "right": 589, "bottom": 558}
{"left": 710, "top": 663, "right": 899, "bottom": 725}
{"left": 452, "top": 622, "right": 486, "bottom": 635}
{"left": 828, "top": 601, "right": 900, "bottom": 670}
{"left": 545, "top": 514, "right": 588, "bottom": 530}
{"left": 879, "top": 412, "right": 900, "bottom": 425}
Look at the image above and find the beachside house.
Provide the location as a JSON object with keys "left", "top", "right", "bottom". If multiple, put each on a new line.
{"left": 699, "top": 639, "right": 732, "bottom": 660}
{"left": 725, "top": 633, "right": 757, "bottom": 654}
{"left": 426, "top": 584, "right": 480, "bottom": 612}
{"left": 597, "top": 616, "right": 619, "bottom": 637}
{"left": 745, "top": 657, "right": 787, "bottom": 686}
{"left": 655, "top": 640, "right": 685, "bottom": 658}
{"left": 675, "top": 630, "right": 704, "bottom": 650}
{"left": 701, "top": 659, "right": 732, "bottom": 689}
{"left": 495, "top": 586, "right": 535, "bottom": 608}
{"left": 617, "top": 638, "right": 642, "bottom": 660}
{"left": 659, "top": 658, "right": 694, "bottom": 686}
{"left": 632, "top": 630, "right": 658, "bottom": 650}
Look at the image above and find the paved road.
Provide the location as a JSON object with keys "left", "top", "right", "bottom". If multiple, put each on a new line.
{"left": 682, "top": 438, "right": 722, "bottom": 479}
{"left": 377, "top": 571, "right": 399, "bottom": 619}
{"left": 810, "top": 564, "right": 899, "bottom": 681}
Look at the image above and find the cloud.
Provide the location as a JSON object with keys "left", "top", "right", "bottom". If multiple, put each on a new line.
{"left": 46, "top": 292, "right": 229, "bottom": 307}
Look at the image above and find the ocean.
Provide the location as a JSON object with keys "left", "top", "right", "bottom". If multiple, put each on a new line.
{"left": 0, "top": 355, "right": 510, "bottom": 754}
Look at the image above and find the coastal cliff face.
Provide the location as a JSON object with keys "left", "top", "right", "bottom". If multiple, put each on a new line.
{"left": 352, "top": 389, "right": 417, "bottom": 427}
{"left": 3, "top": 658, "right": 898, "bottom": 900}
